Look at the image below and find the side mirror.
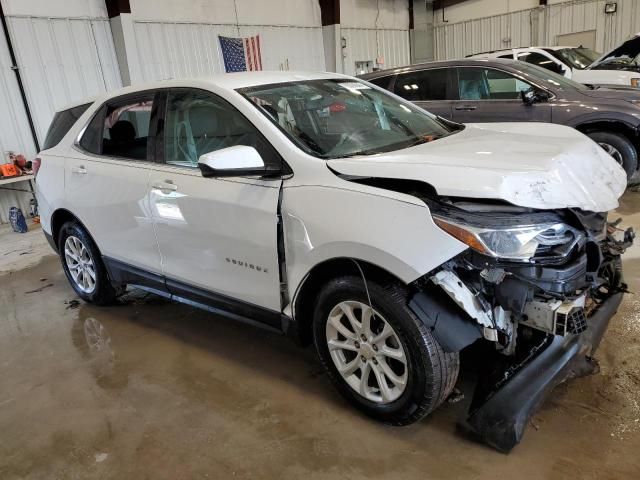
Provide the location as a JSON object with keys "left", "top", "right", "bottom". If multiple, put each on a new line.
{"left": 197, "top": 145, "right": 271, "bottom": 178}
{"left": 521, "top": 88, "right": 550, "bottom": 105}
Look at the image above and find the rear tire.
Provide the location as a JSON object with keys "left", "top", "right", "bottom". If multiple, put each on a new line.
{"left": 587, "top": 131, "right": 638, "bottom": 182}
{"left": 58, "top": 221, "right": 121, "bottom": 305}
{"left": 312, "top": 276, "right": 459, "bottom": 425}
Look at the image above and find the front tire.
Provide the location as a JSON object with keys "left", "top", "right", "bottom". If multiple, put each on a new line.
{"left": 587, "top": 131, "right": 638, "bottom": 182}
{"left": 313, "top": 276, "right": 459, "bottom": 425}
{"left": 58, "top": 221, "right": 121, "bottom": 305}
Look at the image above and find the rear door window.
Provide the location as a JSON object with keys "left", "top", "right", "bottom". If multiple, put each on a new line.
{"left": 43, "top": 103, "right": 92, "bottom": 150}
{"left": 393, "top": 69, "right": 449, "bottom": 101}
{"left": 79, "top": 94, "right": 154, "bottom": 160}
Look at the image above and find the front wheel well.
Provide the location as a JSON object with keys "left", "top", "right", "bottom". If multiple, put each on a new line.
{"left": 291, "top": 258, "right": 406, "bottom": 346}
{"left": 575, "top": 121, "right": 638, "bottom": 144}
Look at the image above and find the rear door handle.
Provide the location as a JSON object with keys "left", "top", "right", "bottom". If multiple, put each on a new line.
{"left": 152, "top": 180, "right": 178, "bottom": 192}
{"left": 71, "top": 166, "right": 87, "bottom": 175}
{"left": 454, "top": 105, "right": 477, "bottom": 111}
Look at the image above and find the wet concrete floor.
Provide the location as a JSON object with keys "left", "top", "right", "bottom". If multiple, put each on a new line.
{"left": 1, "top": 194, "right": 640, "bottom": 479}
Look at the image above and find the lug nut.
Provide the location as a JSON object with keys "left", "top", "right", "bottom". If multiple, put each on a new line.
{"left": 354, "top": 341, "right": 360, "bottom": 349}
{"left": 361, "top": 355, "right": 366, "bottom": 362}
{"left": 372, "top": 358, "right": 378, "bottom": 365}
{"left": 372, "top": 344, "right": 378, "bottom": 352}
{"left": 361, "top": 334, "right": 367, "bottom": 341}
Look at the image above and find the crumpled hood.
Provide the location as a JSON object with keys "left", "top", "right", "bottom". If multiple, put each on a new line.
{"left": 327, "top": 123, "right": 626, "bottom": 211}
{"left": 590, "top": 34, "right": 640, "bottom": 69}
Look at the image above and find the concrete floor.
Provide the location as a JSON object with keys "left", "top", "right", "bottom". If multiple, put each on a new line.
{"left": 1, "top": 195, "right": 640, "bottom": 480}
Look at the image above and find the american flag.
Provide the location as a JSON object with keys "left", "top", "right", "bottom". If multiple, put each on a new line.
{"left": 219, "top": 35, "right": 263, "bottom": 73}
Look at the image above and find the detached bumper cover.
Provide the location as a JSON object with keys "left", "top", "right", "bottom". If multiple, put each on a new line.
{"left": 465, "top": 292, "right": 623, "bottom": 453}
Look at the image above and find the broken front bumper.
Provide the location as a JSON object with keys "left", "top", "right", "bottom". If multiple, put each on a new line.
{"left": 464, "top": 291, "right": 624, "bottom": 453}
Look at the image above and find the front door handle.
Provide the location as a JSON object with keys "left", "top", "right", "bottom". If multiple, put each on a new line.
{"left": 455, "top": 105, "right": 477, "bottom": 111}
{"left": 71, "top": 166, "right": 87, "bottom": 175}
{"left": 152, "top": 180, "right": 178, "bottom": 193}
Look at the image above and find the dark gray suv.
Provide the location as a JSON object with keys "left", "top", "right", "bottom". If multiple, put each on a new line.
{"left": 360, "top": 59, "right": 640, "bottom": 182}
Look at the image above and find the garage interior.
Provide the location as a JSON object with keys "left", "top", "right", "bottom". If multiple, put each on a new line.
{"left": 1, "top": 0, "right": 640, "bottom": 478}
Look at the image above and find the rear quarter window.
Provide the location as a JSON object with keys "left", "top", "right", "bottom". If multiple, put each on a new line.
{"left": 43, "top": 103, "right": 92, "bottom": 150}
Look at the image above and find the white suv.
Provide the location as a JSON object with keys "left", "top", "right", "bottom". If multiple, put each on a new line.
{"left": 36, "top": 72, "right": 633, "bottom": 452}
{"left": 469, "top": 36, "right": 640, "bottom": 88}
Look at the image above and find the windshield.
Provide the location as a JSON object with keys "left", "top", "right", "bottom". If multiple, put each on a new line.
{"left": 515, "top": 62, "right": 588, "bottom": 90}
{"left": 548, "top": 47, "right": 600, "bottom": 70}
{"left": 238, "top": 79, "right": 456, "bottom": 159}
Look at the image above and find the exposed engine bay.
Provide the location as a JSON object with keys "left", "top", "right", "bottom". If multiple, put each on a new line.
{"left": 414, "top": 194, "right": 634, "bottom": 451}
{"left": 417, "top": 196, "right": 633, "bottom": 354}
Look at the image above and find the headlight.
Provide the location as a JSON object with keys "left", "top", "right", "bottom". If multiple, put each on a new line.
{"left": 631, "top": 78, "right": 640, "bottom": 87}
{"left": 433, "top": 216, "right": 582, "bottom": 261}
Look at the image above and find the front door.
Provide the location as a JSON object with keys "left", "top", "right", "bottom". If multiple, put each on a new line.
{"left": 149, "top": 88, "right": 283, "bottom": 317}
{"left": 66, "top": 92, "right": 162, "bottom": 276}
{"left": 451, "top": 66, "right": 552, "bottom": 124}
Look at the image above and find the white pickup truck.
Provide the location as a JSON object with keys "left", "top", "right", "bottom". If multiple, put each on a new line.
{"left": 469, "top": 33, "right": 640, "bottom": 88}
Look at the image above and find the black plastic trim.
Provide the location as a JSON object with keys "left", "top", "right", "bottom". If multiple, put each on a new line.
{"left": 165, "top": 278, "right": 282, "bottom": 330}
{"left": 409, "top": 291, "right": 483, "bottom": 352}
{"left": 465, "top": 292, "right": 623, "bottom": 452}
{"left": 103, "top": 257, "right": 168, "bottom": 293}
{"left": 103, "top": 256, "right": 283, "bottom": 331}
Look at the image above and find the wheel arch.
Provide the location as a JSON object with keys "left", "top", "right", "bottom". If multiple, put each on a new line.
{"left": 290, "top": 257, "right": 406, "bottom": 346}
{"left": 50, "top": 208, "right": 90, "bottom": 250}
{"left": 574, "top": 119, "right": 639, "bottom": 144}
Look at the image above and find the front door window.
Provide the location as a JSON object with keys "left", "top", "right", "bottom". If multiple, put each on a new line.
{"left": 458, "top": 68, "right": 532, "bottom": 100}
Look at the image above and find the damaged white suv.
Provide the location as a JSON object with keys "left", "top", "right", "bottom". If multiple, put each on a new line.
{"left": 36, "top": 72, "right": 634, "bottom": 452}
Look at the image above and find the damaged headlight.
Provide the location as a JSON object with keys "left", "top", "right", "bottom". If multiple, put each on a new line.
{"left": 433, "top": 216, "right": 583, "bottom": 261}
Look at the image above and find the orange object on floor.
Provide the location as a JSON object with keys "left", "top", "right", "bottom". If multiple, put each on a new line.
{"left": 0, "top": 163, "right": 20, "bottom": 177}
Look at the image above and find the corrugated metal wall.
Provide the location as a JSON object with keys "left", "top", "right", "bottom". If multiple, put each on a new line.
{"left": 341, "top": 28, "right": 411, "bottom": 75}
{"left": 132, "top": 21, "right": 325, "bottom": 82}
{"left": 6, "top": 15, "right": 122, "bottom": 145}
{"left": 434, "top": 9, "right": 533, "bottom": 59}
{"left": 0, "top": 22, "right": 35, "bottom": 160}
{"left": 435, "top": 0, "right": 640, "bottom": 60}
{"left": 544, "top": 0, "right": 640, "bottom": 53}
{"left": 0, "top": 15, "right": 121, "bottom": 223}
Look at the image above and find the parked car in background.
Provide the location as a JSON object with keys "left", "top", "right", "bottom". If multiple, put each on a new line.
{"left": 468, "top": 34, "right": 640, "bottom": 88}
{"left": 36, "top": 72, "right": 632, "bottom": 452}
{"left": 360, "top": 58, "right": 640, "bottom": 182}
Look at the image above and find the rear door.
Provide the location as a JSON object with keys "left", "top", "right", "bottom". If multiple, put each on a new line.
{"left": 392, "top": 68, "right": 456, "bottom": 119}
{"left": 67, "top": 91, "right": 162, "bottom": 277}
{"left": 451, "top": 66, "right": 552, "bottom": 123}
{"left": 149, "top": 88, "right": 283, "bottom": 318}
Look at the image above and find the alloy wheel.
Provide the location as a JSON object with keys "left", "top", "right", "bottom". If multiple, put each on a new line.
{"left": 326, "top": 300, "right": 408, "bottom": 404}
{"left": 64, "top": 235, "right": 97, "bottom": 294}
{"left": 598, "top": 142, "right": 624, "bottom": 166}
